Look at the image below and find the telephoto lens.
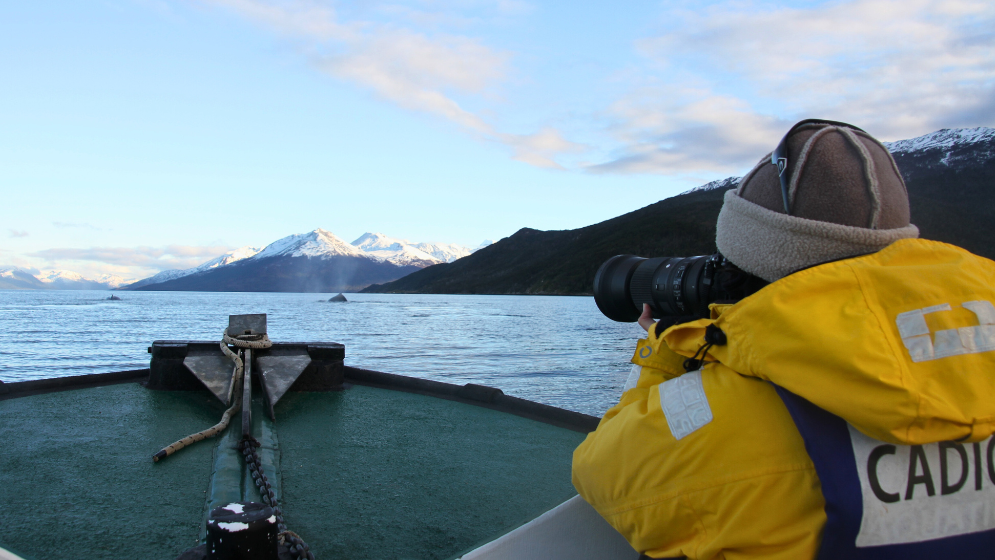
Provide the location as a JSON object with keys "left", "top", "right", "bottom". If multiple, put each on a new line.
{"left": 593, "top": 253, "right": 767, "bottom": 323}
{"left": 593, "top": 254, "right": 718, "bottom": 322}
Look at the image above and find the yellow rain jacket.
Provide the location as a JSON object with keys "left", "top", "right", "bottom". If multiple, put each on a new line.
{"left": 573, "top": 238, "right": 995, "bottom": 559}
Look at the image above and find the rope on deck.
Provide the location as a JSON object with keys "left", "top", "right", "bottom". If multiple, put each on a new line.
{"left": 152, "top": 332, "right": 272, "bottom": 462}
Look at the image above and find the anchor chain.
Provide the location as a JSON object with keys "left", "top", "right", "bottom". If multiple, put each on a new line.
{"left": 239, "top": 436, "right": 315, "bottom": 560}
{"left": 153, "top": 332, "right": 272, "bottom": 462}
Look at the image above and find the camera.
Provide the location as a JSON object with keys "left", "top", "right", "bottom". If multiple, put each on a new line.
{"left": 593, "top": 253, "right": 767, "bottom": 323}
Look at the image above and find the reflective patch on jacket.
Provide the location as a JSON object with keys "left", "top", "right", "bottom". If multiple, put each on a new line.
{"left": 659, "top": 370, "right": 712, "bottom": 440}
{"left": 776, "top": 385, "right": 995, "bottom": 559}
{"left": 896, "top": 301, "right": 995, "bottom": 362}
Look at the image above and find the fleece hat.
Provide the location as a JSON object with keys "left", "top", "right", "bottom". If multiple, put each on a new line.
{"left": 715, "top": 120, "right": 919, "bottom": 282}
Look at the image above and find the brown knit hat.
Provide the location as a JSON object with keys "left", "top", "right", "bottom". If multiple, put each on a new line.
{"left": 715, "top": 120, "right": 919, "bottom": 282}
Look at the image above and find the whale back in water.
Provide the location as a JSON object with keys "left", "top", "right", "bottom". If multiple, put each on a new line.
{"left": 328, "top": 293, "right": 347, "bottom": 302}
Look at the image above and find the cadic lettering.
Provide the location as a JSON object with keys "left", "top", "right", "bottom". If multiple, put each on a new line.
{"left": 867, "top": 438, "right": 995, "bottom": 503}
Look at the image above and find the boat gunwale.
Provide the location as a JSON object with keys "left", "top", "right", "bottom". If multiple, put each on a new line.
{"left": 342, "top": 366, "right": 599, "bottom": 433}
{"left": 0, "top": 369, "right": 150, "bottom": 400}
{"left": 0, "top": 366, "right": 599, "bottom": 433}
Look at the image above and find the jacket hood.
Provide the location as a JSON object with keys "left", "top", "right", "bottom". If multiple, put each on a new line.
{"left": 661, "top": 238, "right": 995, "bottom": 445}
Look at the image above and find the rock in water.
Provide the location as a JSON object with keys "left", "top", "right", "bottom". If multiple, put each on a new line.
{"left": 329, "top": 293, "right": 347, "bottom": 302}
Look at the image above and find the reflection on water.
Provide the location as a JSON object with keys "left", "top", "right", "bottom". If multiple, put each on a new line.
{"left": 0, "top": 291, "right": 644, "bottom": 416}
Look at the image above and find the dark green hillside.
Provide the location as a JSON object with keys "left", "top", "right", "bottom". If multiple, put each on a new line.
{"left": 891, "top": 148, "right": 995, "bottom": 217}
{"left": 365, "top": 146, "right": 995, "bottom": 296}
{"left": 891, "top": 149, "right": 995, "bottom": 257}
{"left": 907, "top": 195, "right": 993, "bottom": 258}
{"left": 363, "top": 187, "right": 728, "bottom": 295}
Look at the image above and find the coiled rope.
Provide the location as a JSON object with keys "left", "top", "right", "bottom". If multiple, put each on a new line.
{"left": 152, "top": 332, "right": 272, "bottom": 462}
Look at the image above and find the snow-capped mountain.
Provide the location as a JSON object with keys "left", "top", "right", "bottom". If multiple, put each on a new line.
{"left": 122, "top": 229, "right": 482, "bottom": 291}
{"left": 350, "top": 232, "right": 473, "bottom": 266}
{"left": 883, "top": 127, "right": 995, "bottom": 161}
{"left": 672, "top": 127, "right": 995, "bottom": 197}
{"left": 36, "top": 270, "right": 130, "bottom": 289}
{"left": 95, "top": 274, "right": 129, "bottom": 288}
{"left": 29, "top": 126, "right": 994, "bottom": 294}
{"left": 363, "top": 127, "right": 995, "bottom": 295}
{"left": 38, "top": 270, "right": 132, "bottom": 289}
{"left": 679, "top": 176, "right": 740, "bottom": 196}
{"left": 38, "top": 270, "right": 84, "bottom": 283}
{"left": 415, "top": 241, "right": 474, "bottom": 261}
{"left": 0, "top": 267, "right": 46, "bottom": 290}
{"left": 351, "top": 233, "right": 439, "bottom": 267}
{"left": 125, "top": 246, "right": 261, "bottom": 289}
{"left": 473, "top": 240, "right": 495, "bottom": 252}
{"left": 253, "top": 229, "right": 364, "bottom": 260}
{"left": 350, "top": 232, "right": 405, "bottom": 252}
{"left": 126, "top": 269, "right": 191, "bottom": 289}
{"left": 0, "top": 267, "right": 131, "bottom": 290}
{"left": 201, "top": 246, "right": 262, "bottom": 268}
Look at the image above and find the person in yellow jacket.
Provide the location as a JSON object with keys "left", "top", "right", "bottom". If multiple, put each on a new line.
{"left": 572, "top": 120, "right": 995, "bottom": 559}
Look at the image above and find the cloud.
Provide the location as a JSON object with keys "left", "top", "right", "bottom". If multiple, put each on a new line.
{"left": 53, "top": 221, "right": 102, "bottom": 230}
{"left": 589, "top": 87, "right": 789, "bottom": 174}
{"left": 28, "top": 245, "right": 233, "bottom": 271}
{"left": 8, "top": 229, "right": 28, "bottom": 238}
{"left": 501, "top": 128, "right": 588, "bottom": 169}
{"left": 315, "top": 30, "right": 506, "bottom": 132}
{"left": 199, "top": 0, "right": 584, "bottom": 168}
{"left": 595, "top": 0, "right": 995, "bottom": 174}
{"left": 197, "top": 0, "right": 993, "bottom": 176}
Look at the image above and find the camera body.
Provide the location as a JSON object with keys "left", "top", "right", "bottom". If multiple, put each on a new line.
{"left": 593, "top": 253, "right": 767, "bottom": 323}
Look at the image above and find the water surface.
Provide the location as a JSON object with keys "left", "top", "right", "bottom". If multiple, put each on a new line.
{"left": 0, "top": 291, "right": 644, "bottom": 416}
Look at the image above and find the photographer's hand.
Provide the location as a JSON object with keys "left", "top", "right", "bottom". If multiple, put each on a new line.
{"left": 638, "top": 303, "right": 656, "bottom": 332}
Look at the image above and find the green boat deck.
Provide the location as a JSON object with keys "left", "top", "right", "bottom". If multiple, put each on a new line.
{"left": 0, "top": 380, "right": 587, "bottom": 560}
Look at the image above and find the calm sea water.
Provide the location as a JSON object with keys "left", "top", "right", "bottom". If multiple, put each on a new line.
{"left": 0, "top": 291, "right": 644, "bottom": 416}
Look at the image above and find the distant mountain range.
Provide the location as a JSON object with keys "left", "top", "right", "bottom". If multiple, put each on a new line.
{"left": 122, "top": 246, "right": 263, "bottom": 290}
{"left": 0, "top": 267, "right": 130, "bottom": 291}
{"left": 364, "top": 127, "right": 995, "bottom": 295}
{"left": 0, "top": 232, "right": 489, "bottom": 292}
{"left": 6, "top": 126, "right": 992, "bottom": 294}
{"left": 120, "top": 230, "right": 488, "bottom": 292}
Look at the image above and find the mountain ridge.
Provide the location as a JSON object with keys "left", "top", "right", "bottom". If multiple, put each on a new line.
{"left": 120, "top": 229, "right": 484, "bottom": 292}
{"left": 2, "top": 229, "right": 485, "bottom": 291}
{"left": 0, "top": 267, "right": 131, "bottom": 290}
{"left": 363, "top": 126, "right": 995, "bottom": 295}
{"left": 125, "top": 246, "right": 262, "bottom": 290}
{"left": 7, "top": 126, "right": 991, "bottom": 293}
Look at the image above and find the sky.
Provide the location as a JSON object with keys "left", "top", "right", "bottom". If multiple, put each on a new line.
{"left": 2, "top": 0, "right": 993, "bottom": 281}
